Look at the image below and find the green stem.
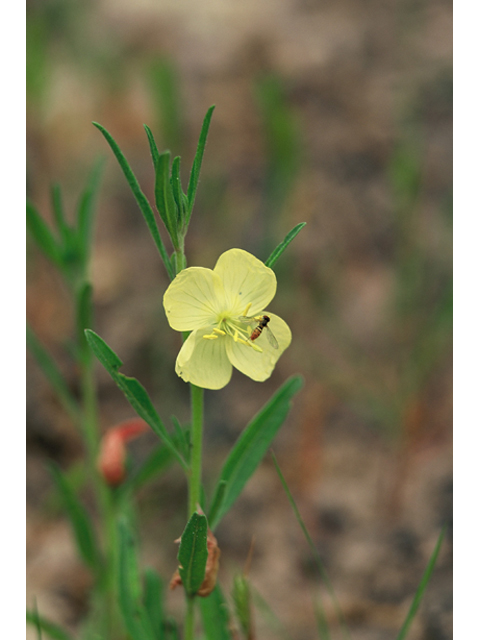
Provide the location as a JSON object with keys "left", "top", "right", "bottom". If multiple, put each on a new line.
{"left": 189, "top": 384, "right": 204, "bottom": 516}
{"left": 185, "top": 595, "right": 196, "bottom": 640}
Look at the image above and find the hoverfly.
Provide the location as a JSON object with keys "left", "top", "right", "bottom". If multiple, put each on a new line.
{"left": 238, "top": 314, "right": 279, "bottom": 349}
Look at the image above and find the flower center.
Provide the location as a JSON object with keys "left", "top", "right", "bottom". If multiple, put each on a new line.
{"left": 202, "top": 304, "right": 263, "bottom": 352}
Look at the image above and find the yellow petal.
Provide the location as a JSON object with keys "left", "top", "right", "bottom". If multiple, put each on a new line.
{"left": 176, "top": 329, "right": 233, "bottom": 390}
{"left": 225, "top": 313, "right": 292, "bottom": 381}
{"left": 213, "top": 249, "right": 277, "bottom": 316}
{"left": 163, "top": 267, "right": 224, "bottom": 332}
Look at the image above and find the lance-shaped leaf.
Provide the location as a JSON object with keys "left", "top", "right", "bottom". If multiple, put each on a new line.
{"left": 264, "top": 222, "right": 306, "bottom": 269}
{"left": 186, "top": 105, "right": 215, "bottom": 224}
{"left": 155, "top": 150, "right": 179, "bottom": 247}
{"left": 26, "top": 201, "right": 62, "bottom": 267}
{"left": 117, "top": 520, "right": 156, "bottom": 640}
{"left": 170, "top": 156, "right": 187, "bottom": 227}
{"left": 177, "top": 512, "right": 209, "bottom": 596}
{"left": 208, "top": 375, "right": 303, "bottom": 530}
{"left": 93, "top": 122, "right": 174, "bottom": 280}
{"left": 143, "top": 569, "right": 166, "bottom": 640}
{"left": 199, "top": 584, "right": 233, "bottom": 640}
{"left": 49, "top": 464, "right": 100, "bottom": 571}
{"left": 85, "top": 330, "right": 187, "bottom": 470}
{"left": 144, "top": 124, "right": 160, "bottom": 168}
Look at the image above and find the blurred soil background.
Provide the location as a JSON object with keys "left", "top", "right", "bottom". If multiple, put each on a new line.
{"left": 26, "top": 0, "right": 452, "bottom": 638}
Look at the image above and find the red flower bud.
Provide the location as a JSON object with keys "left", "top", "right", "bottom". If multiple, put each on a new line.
{"left": 97, "top": 419, "right": 149, "bottom": 486}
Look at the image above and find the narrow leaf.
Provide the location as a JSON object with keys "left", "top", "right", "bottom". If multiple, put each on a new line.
{"left": 178, "top": 512, "right": 209, "bottom": 596}
{"left": 207, "top": 480, "right": 227, "bottom": 531}
{"left": 143, "top": 568, "right": 166, "bottom": 640}
{"left": 209, "top": 375, "right": 303, "bottom": 530}
{"left": 93, "top": 122, "right": 174, "bottom": 280}
{"left": 26, "top": 611, "right": 72, "bottom": 640}
{"left": 144, "top": 124, "right": 160, "bottom": 168}
{"left": 170, "top": 156, "right": 185, "bottom": 225}
{"left": 186, "top": 105, "right": 215, "bottom": 223}
{"left": 199, "top": 584, "right": 232, "bottom": 640}
{"left": 395, "top": 525, "right": 446, "bottom": 640}
{"left": 272, "top": 453, "right": 351, "bottom": 640}
{"left": 49, "top": 464, "right": 99, "bottom": 571}
{"left": 85, "top": 330, "right": 186, "bottom": 469}
{"left": 117, "top": 520, "right": 156, "bottom": 640}
{"left": 155, "top": 151, "right": 179, "bottom": 246}
{"left": 264, "top": 222, "right": 306, "bottom": 269}
{"left": 26, "top": 325, "right": 80, "bottom": 424}
{"left": 26, "top": 201, "right": 62, "bottom": 266}
{"left": 76, "top": 156, "right": 105, "bottom": 265}
{"left": 126, "top": 443, "right": 174, "bottom": 493}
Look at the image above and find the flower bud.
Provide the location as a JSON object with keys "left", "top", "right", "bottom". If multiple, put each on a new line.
{"left": 97, "top": 419, "right": 149, "bottom": 486}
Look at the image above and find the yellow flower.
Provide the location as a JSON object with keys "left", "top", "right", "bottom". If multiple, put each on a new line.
{"left": 163, "top": 248, "right": 292, "bottom": 390}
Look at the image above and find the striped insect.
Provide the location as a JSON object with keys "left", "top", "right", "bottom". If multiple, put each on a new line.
{"left": 238, "top": 314, "right": 279, "bottom": 349}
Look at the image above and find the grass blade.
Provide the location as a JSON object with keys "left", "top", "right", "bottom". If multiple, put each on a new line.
{"left": 92, "top": 122, "right": 174, "bottom": 280}
{"left": 208, "top": 375, "right": 303, "bottom": 530}
{"left": 186, "top": 105, "right": 215, "bottom": 224}
{"left": 395, "top": 525, "right": 446, "bottom": 640}
{"left": 26, "top": 610, "right": 72, "bottom": 640}
{"left": 49, "top": 463, "right": 99, "bottom": 571}
{"left": 26, "top": 324, "right": 80, "bottom": 425}
{"left": 271, "top": 452, "right": 351, "bottom": 640}
{"left": 264, "top": 222, "right": 306, "bottom": 269}
{"left": 178, "top": 511, "right": 209, "bottom": 596}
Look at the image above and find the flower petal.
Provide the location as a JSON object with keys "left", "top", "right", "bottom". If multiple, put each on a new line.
{"left": 163, "top": 267, "right": 224, "bottom": 331}
{"left": 225, "top": 313, "right": 292, "bottom": 381}
{"left": 176, "top": 329, "right": 233, "bottom": 390}
{"left": 213, "top": 248, "right": 277, "bottom": 316}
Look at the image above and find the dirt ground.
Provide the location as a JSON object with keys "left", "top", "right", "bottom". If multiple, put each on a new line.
{"left": 27, "top": 0, "right": 452, "bottom": 638}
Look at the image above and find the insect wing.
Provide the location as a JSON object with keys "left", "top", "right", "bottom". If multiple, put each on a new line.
{"left": 264, "top": 325, "right": 279, "bottom": 349}
{"left": 237, "top": 316, "right": 256, "bottom": 324}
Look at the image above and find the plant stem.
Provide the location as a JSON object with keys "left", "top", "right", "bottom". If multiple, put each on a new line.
{"left": 189, "top": 384, "right": 204, "bottom": 516}
{"left": 185, "top": 595, "right": 196, "bottom": 640}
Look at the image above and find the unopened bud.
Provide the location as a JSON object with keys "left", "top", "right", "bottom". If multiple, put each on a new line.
{"left": 97, "top": 419, "right": 149, "bottom": 486}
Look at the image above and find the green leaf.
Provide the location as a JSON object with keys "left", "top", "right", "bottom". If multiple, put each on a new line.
{"left": 76, "top": 157, "right": 105, "bottom": 265}
{"left": 48, "top": 464, "right": 99, "bottom": 571}
{"left": 26, "top": 610, "right": 73, "bottom": 640}
{"left": 314, "top": 598, "right": 332, "bottom": 640}
{"left": 177, "top": 511, "right": 209, "bottom": 596}
{"left": 199, "top": 584, "right": 232, "bottom": 640}
{"left": 85, "top": 330, "right": 186, "bottom": 469}
{"left": 144, "top": 124, "right": 160, "bottom": 168}
{"left": 186, "top": 105, "right": 215, "bottom": 223}
{"left": 26, "top": 201, "right": 62, "bottom": 267}
{"left": 170, "top": 156, "right": 186, "bottom": 226}
{"left": 93, "top": 122, "right": 174, "bottom": 280}
{"left": 395, "top": 525, "right": 446, "bottom": 640}
{"left": 264, "top": 222, "right": 306, "bottom": 269}
{"left": 155, "top": 151, "right": 179, "bottom": 246}
{"left": 208, "top": 375, "right": 303, "bottom": 530}
{"left": 117, "top": 520, "right": 156, "bottom": 640}
{"left": 84, "top": 327, "right": 122, "bottom": 371}
{"left": 143, "top": 569, "right": 166, "bottom": 640}
{"left": 26, "top": 325, "right": 80, "bottom": 425}
{"left": 207, "top": 480, "right": 226, "bottom": 532}
{"left": 271, "top": 453, "right": 351, "bottom": 640}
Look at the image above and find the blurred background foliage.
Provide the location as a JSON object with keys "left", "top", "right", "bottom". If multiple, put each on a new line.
{"left": 27, "top": 0, "right": 452, "bottom": 638}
